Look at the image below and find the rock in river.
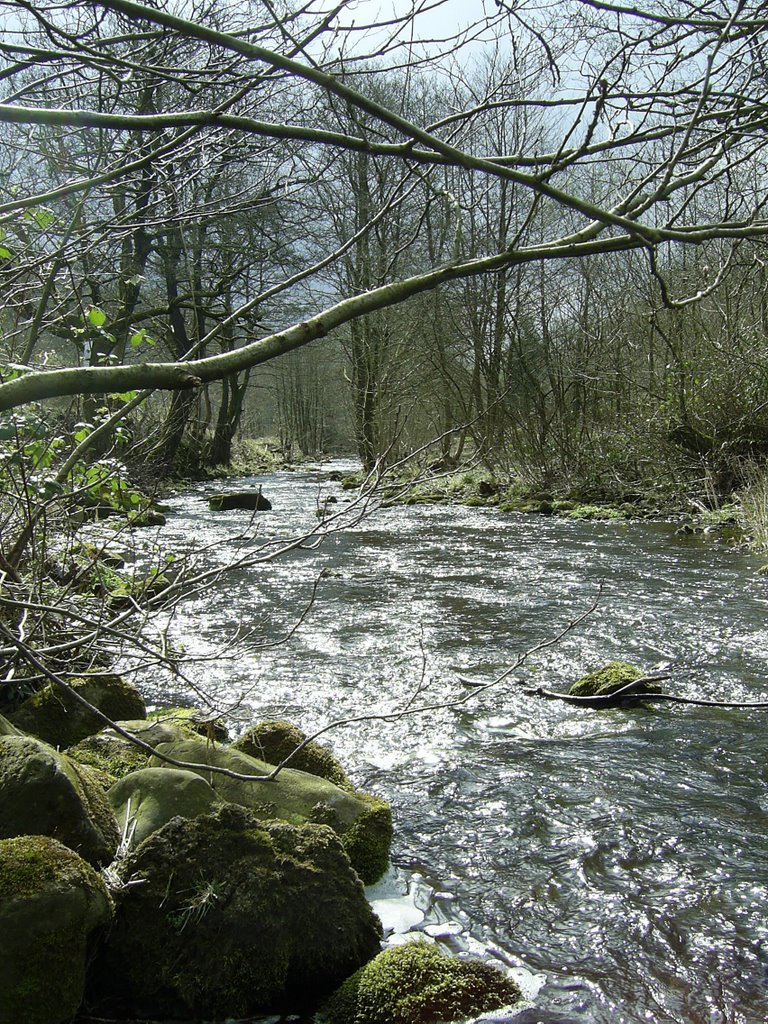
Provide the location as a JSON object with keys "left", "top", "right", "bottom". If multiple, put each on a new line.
{"left": 9, "top": 672, "right": 146, "bottom": 749}
{"left": 208, "top": 489, "right": 272, "bottom": 511}
{"left": 0, "top": 834, "right": 113, "bottom": 1024}
{"left": 323, "top": 940, "right": 522, "bottom": 1024}
{"left": 88, "top": 803, "right": 382, "bottom": 1019}
{"left": 0, "top": 734, "right": 119, "bottom": 866}
{"left": 149, "top": 737, "right": 392, "bottom": 883}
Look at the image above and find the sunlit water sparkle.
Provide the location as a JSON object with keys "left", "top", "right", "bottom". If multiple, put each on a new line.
{"left": 125, "top": 463, "right": 768, "bottom": 1024}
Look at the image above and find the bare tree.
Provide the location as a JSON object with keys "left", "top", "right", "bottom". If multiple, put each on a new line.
{"left": 1, "top": 0, "right": 767, "bottom": 418}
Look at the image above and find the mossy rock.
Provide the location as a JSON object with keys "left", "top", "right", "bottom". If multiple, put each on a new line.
{"left": 10, "top": 673, "right": 146, "bottom": 749}
{"left": 0, "top": 735, "right": 119, "bottom": 866}
{"left": 0, "top": 834, "right": 113, "bottom": 1024}
{"left": 88, "top": 803, "right": 382, "bottom": 1019}
{"left": 0, "top": 712, "right": 21, "bottom": 737}
{"left": 323, "top": 940, "right": 522, "bottom": 1024}
{"left": 149, "top": 738, "right": 391, "bottom": 883}
{"left": 110, "top": 716, "right": 198, "bottom": 747}
{"left": 67, "top": 732, "right": 151, "bottom": 788}
{"left": 108, "top": 767, "right": 221, "bottom": 847}
{"left": 208, "top": 490, "right": 271, "bottom": 511}
{"left": 568, "top": 661, "right": 646, "bottom": 698}
{"left": 233, "top": 719, "right": 352, "bottom": 790}
{"left": 148, "top": 705, "right": 230, "bottom": 742}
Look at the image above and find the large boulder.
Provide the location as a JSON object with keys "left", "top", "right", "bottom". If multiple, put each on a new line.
{"left": 0, "top": 734, "right": 119, "bottom": 866}
{"left": 324, "top": 941, "right": 522, "bottom": 1024}
{"left": 89, "top": 803, "right": 382, "bottom": 1019}
{"left": 0, "top": 834, "right": 113, "bottom": 1024}
{"left": 233, "top": 718, "right": 352, "bottom": 789}
{"left": 149, "top": 738, "right": 391, "bottom": 883}
{"left": 108, "top": 767, "right": 220, "bottom": 846}
{"left": 208, "top": 490, "right": 272, "bottom": 511}
{"left": 10, "top": 673, "right": 147, "bottom": 748}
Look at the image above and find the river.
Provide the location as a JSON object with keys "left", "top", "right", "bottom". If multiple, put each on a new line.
{"left": 135, "top": 463, "right": 768, "bottom": 1024}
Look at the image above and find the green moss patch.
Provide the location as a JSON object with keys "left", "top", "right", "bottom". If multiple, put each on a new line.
{"left": 233, "top": 719, "right": 351, "bottom": 790}
{"left": 67, "top": 732, "right": 151, "bottom": 787}
{"left": 568, "top": 660, "right": 646, "bottom": 698}
{"left": 0, "top": 735, "right": 119, "bottom": 866}
{"left": 10, "top": 673, "right": 146, "bottom": 749}
{"left": 324, "top": 941, "right": 522, "bottom": 1024}
{"left": 148, "top": 738, "right": 391, "bottom": 883}
{"left": 0, "top": 835, "right": 113, "bottom": 1024}
{"left": 89, "top": 803, "right": 381, "bottom": 1019}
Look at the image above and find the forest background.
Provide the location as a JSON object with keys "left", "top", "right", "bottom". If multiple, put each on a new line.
{"left": 2, "top": 0, "right": 768, "bottom": 524}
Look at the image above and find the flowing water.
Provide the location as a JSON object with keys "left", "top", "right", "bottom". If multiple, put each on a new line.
{"left": 135, "top": 463, "right": 768, "bottom": 1024}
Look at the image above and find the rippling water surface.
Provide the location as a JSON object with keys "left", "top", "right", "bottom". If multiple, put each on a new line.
{"left": 138, "top": 464, "right": 768, "bottom": 1024}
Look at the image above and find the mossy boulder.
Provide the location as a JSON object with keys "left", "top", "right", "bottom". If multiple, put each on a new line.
{"left": 0, "top": 712, "right": 21, "bottom": 736}
{"left": 0, "top": 835, "right": 113, "bottom": 1024}
{"left": 323, "top": 941, "right": 522, "bottom": 1024}
{"left": 568, "top": 661, "right": 646, "bottom": 698}
{"left": 233, "top": 719, "right": 352, "bottom": 790}
{"left": 149, "top": 738, "right": 391, "bottom": 883}
{"left": 108, "top": 767, "right": 221, "bottom": 846}
{"left": 66, "top": 731, "right": 151, "bottom": 788}
{"left": 0, "top": 734, "right": 119, "bottom": 866}
{"left": 10, "top": 673, "right": 146, "bottom": 748}
{"left": 148, "top": 705, "right": 230, "bottom": 742}
{"left": 89, "top": 803, "right": 382, "bottom": 1019}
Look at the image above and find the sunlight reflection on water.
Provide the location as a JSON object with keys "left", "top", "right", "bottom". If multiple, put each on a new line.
{"left": 129, "top": 464, "right": 768, "bottom": 1024}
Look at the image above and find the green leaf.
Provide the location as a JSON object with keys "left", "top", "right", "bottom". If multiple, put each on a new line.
{"left": 32, "top": 206, "right": 55, "bottom": 229}
{"left": 87, "top": 307, "right": 107, "bottom": 328}
{"left": 0, "top": 246, "right": 11, "bottom": 260}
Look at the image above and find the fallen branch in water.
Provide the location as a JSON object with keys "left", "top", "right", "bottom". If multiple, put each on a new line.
{"left": 524, "top": 678, "right": 768, "bottom": 710}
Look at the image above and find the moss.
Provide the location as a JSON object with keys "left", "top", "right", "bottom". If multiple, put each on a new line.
{"left": 233, "top": 719, "right": 351, "bottom": 789}
{"left": 0, "top": 835, "right": 113, "bottom": 1024}
{"left": 323, "top": 941, "right": 522, "bottom": 1024}
{"left": 339, "top": 793, "right": 393, "bottom": 886}
{"left": 108, "top": 767, "right": 220, "bottom": 847}
{"left": 148, "top": 705, "right": 229, "bottom": 742}
{"left": 564, "top": 503, "right": 628, "bottom": 521}
{"left": 148, "top": 738, "right": 391, "bottom": 883}
{"left": 89, "top": 804, "right": 381, "bottom": 1019}
{"left": 568, "top": 660, "right": 645, "bottom": 698}
{"left": 10, "top": 672, "right": 146, "bottom": 749}
{"left": 0, "top": 735, "right": 119, "bottom": 866}
{"left": 67, "top": 733, "right": 150, "bottom": 787}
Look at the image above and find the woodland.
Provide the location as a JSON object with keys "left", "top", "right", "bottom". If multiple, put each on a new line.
{"left": 3, "top": 4, "right": 768, "bottom": 1023}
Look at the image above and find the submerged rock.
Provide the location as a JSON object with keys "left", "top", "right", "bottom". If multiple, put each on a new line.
{"left": 89, "top": 803, "right": 382, "bottom": 1019}
{"left": 108, "top": 767, "right": 220, "bottom": 846}
{"left": 0, "top": 734, "right": 119, "bottom": 866}
{"left": 323, "top": 940, "right": 522, "bottom": 1024}
{"left": 233, "top": 718, "right": 352, "bottom": 790}
{"left": 0, "top": 834, "right": 113, "bottom": 1024}
{"left": 10, "top": 673, "right": 146, "bottom": 748}
{"left": 208, "top": 489, "right": 272, "bottom": 511}
{"left": 148, "top": 738, "right": 392, "bottom": 883}
{"left": 568, "top": 661, "right": 648, "bottom": 699}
